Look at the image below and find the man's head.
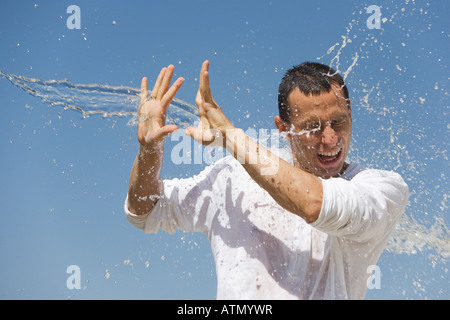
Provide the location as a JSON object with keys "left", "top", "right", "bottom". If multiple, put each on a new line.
{"left": 275, "top": 62, "right": 352, "bottom": 179}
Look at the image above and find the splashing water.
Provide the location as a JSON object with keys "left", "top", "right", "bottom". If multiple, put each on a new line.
{"left": 283, "top": 123, "right": 323, "bottom": 139}
{"left": 314, "top": 2, "right": 449, "bottom": 269}
{"left": 0, "top": 69, "right": 199, "bottom": 127}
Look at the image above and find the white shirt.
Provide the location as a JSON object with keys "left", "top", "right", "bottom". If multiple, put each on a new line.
{"left": 124, "top": 156, "right": 408, "bottom": 300}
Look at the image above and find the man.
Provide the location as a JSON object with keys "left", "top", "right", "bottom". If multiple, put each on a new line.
{"left": 125, "top": 60, "right": 408, "bottom": 299}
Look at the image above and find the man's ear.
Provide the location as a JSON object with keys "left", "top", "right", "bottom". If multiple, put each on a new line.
{"left": 274, "top": 116, "right": 291, "bottom": 141}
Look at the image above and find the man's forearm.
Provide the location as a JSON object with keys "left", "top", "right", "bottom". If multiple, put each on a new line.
{"left": 128, "top": 144, "right": 165, "bottom": 215}
{"left": 225, "top": 129, "right": 323, "bottom": 223}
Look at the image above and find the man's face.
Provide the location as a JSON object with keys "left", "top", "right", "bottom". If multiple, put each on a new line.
{"left": 277, "top": 87, "right": 352, "bottom": 179}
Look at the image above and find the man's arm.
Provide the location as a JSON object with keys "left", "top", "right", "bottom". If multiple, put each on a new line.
{"left": 128, "top": 65, "right": 184, "bottom": 215}
{"left": 186, "top": 61, "right": 322, "bottom": 223}
{"left": 128, "top": 143, "right": 165, "bottom": 216}
{"left": 225, "top": 128, "right": 323, "bottom": 223}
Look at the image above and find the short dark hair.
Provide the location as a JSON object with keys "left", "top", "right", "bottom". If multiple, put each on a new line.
{"left": 278, "top": 62, "right": 349, "bottom": 122}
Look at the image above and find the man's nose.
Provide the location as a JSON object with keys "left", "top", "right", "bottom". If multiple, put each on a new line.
{"left": 321, "top": 126, "right": 338, "bottom": 145}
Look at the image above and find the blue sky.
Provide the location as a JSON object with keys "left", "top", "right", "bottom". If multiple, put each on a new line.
{"left": 0, "top": 0, "right": 448, "bottom": 299}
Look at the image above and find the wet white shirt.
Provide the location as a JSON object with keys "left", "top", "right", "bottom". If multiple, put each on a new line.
{"left": 124, "top": 156, "right": 408, "bottom": 300}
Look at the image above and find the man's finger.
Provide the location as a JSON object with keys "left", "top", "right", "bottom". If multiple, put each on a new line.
{"left": 185, "top": 126, "right": 195, "bottom": 139}
{"left": 185, "top": 126, "right": 203, "bottom": 145}
{"left": 184, "top": 126, "right": 215, "bottom": 146}
{"left": 199, "top": 61, "right": 215, "bottom": 104}
{"left": 195, "top": 90, "right": 203, "bottom": 107}
{"left": 140, "top": 77, "right": 148, "bottom": 93}
{"left": 161, "top": 77, "right": 184, "bottom": 111}
{"left": 156, "top": 124, "right": 178, "bottom": 140}
{"left": 158, "top": 65, "right": 175, "bottom": 99}
{"left": 151, "top": 67, "right": 167, "bottom": 100}
{"left": 140, "top": 77, "right": 149, "bottom": 105}
{"left": 199, "top": 60, "right": 209, "bottom": 91}
{"left": 195, "top": 90, "right": 208, "bottom": 118}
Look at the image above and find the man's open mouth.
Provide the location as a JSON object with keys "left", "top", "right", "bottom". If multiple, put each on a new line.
{"left": 317, "top": 149, "right": 342, "bottom": 164}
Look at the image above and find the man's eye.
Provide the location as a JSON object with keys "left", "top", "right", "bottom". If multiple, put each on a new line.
{"left": 330, "top": 119, "right": 347, "bottom": 127}
{"left": 328, "top": 119, "right": 347, "bottom": 127}
{"left": 304, "top": 123, "right": 321, "bottom": 131}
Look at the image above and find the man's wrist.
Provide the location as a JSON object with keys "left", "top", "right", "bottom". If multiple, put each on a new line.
{"left": 224, "top": 128, "right": 248, "bottom": 161}
{"left": 139, "top": 142, "right": 163, "bottom": 161}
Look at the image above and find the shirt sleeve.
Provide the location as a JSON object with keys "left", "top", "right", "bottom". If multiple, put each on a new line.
{"left": 124, "top": 157, "right": 232, "bottom": 235}
{"left": 310, "top": 169, "right": 409, "bottom": 242}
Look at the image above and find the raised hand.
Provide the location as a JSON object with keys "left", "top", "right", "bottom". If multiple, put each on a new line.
{"left": 185, "top": 60, "right": 234, "bottom": 147}
{"left": 137, "top": 65, "right": 184, "bottom": 148}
